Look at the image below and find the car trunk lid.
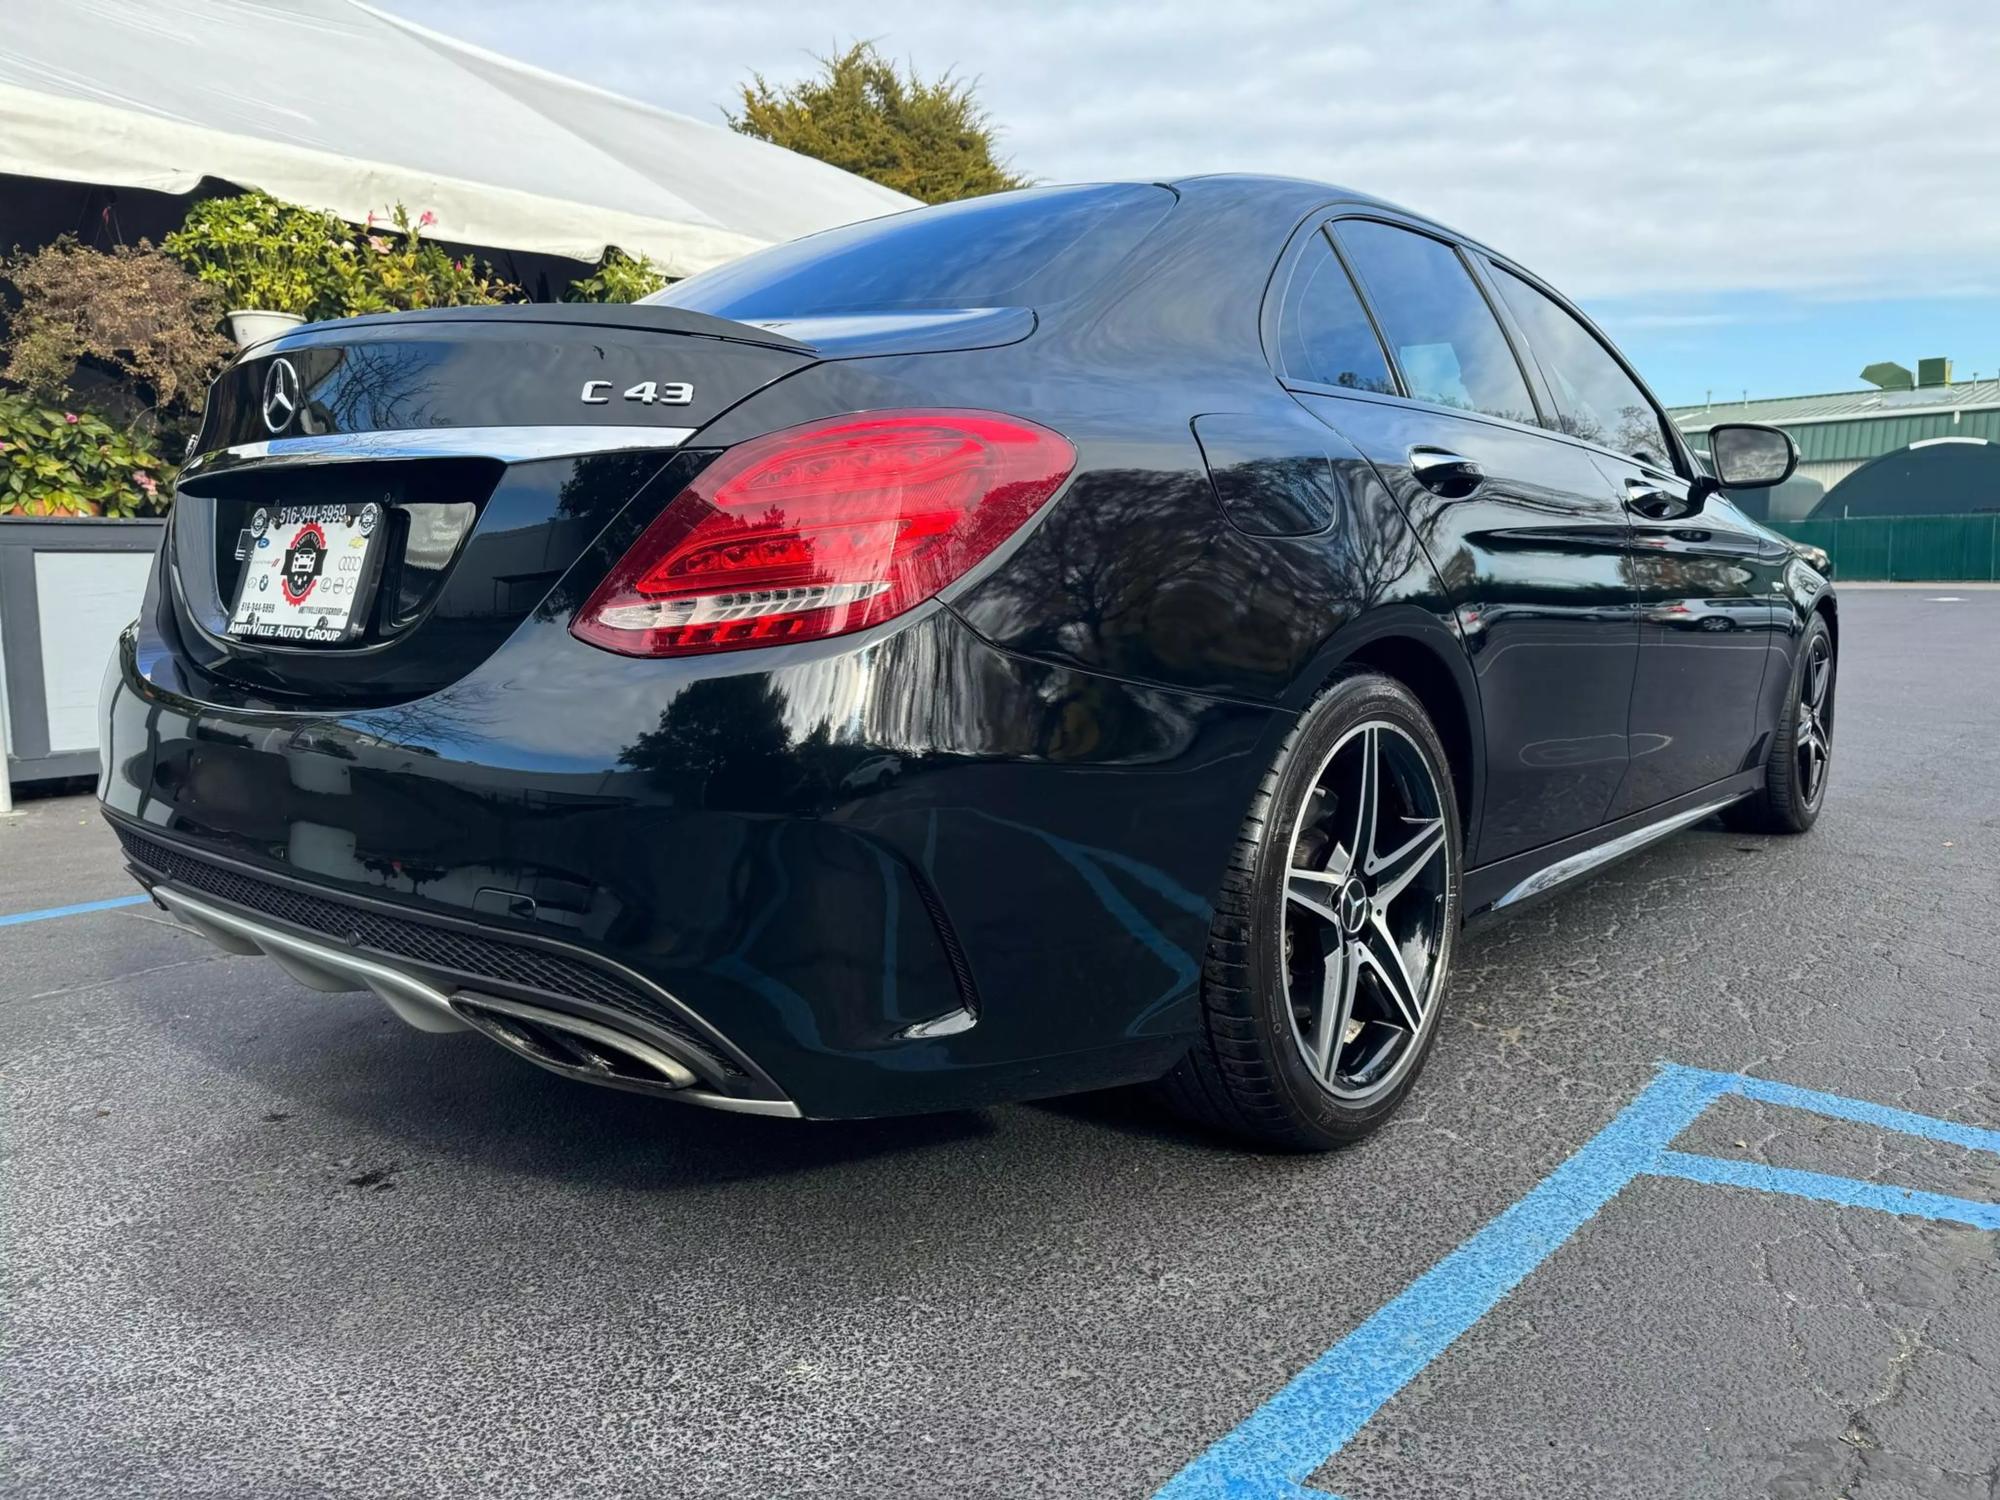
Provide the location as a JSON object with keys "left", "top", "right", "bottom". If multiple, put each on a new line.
{"left": 164, "top": 303, "right": 1035, "bottom": 708}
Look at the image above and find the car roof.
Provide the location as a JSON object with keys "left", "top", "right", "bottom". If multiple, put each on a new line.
{"left": 1157, "top": 173, "right": 1504, "bottom": 263}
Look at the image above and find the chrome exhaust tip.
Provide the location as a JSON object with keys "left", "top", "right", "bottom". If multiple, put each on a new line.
{"left": 451, "top": 992, "right": 700, "bottom": 1095}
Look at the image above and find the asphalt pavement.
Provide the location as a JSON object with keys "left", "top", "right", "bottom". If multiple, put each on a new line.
{"left": 3, "top": 586, "right": 1996, "bottom": 1499}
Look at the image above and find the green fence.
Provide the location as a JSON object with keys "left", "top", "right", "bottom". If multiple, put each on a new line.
{"left": 1770, "top": 513, "right": 2000, "bottom": 582}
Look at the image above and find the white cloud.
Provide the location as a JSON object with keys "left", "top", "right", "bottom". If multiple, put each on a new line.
{"left": 375, "top": 0, "right": 2000, "bottom": 300}
{"left": 1601, "top": 311, "right": 1746, "bottom": 331}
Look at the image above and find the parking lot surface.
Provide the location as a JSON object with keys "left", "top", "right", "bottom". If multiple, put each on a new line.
{"left": 4, "top": 588, "right": 1997, "bottom": 1499}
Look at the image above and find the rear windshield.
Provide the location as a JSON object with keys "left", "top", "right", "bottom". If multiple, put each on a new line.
{"left": 646, "top": 183, "right": 1175, "bottom": 319}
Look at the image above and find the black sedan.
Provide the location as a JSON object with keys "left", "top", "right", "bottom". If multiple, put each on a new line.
{"left": 100, "top": 177, "right": 1835, "bottom": 1149}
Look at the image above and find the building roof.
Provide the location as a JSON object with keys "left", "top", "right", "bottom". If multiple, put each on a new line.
{"left": 1670, "top": 379, "right": 2000, "bottom": 431}
{"left": 0, "top": 0, "right": 916, "bottom": 277}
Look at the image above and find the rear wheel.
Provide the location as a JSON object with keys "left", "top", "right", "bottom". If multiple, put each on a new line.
{"left": 1163, "top": 674, "right": 1461, "bottom": 1150}
{"left": 1725, "top": 612, "right": 1835, "bottom": 835}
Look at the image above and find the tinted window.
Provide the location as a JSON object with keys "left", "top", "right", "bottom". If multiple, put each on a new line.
{"left": 1334, "top": 220, "right": 1536, "bottom": 424}
{"left": 1492, "top": 267, "right": 1674, "bottom": 468}
{"left": 646, "top": 184, "right": 1175, "bottom": 319}
{"left": 1274, "top": 234, "right": 1396, "bottom": 394}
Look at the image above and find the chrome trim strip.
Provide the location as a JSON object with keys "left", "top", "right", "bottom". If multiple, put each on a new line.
{"left": 152, "top": 883, "right": 804, "bottom": 1118}
{"left": 181, "top": 424, "right": 696, "bottom": 478}
{"left": 898, "top": 1006, "right": 978, "bottom": 1040}
{"left": 674, "top": 1091, "right": 804, "bottom": 1118}
{"left": 156, "top": 885, "right": 470, "bottom": 1034}
{"left": 1491, "top": 795, "right": 1741, "bottom": 910}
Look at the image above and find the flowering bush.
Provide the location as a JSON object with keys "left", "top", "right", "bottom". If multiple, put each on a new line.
{"left": 1, "top": 237, "right": 231, "bottom": 458}
{"left": 565, "top": 248, "right": 669, "bottom": 303}
{"left": 335, "top": 204, "right": 517, "bottom": 314}
{"left": 164, "top": 192, "right": 515, "bottom": 321}
{"left": 161, "top": 192, "right": 351, "bottom": 319}
{"left": 0, "top": 392, "right": 172, "bottom": 517}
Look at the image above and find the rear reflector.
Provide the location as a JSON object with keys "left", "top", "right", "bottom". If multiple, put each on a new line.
{"left": 571, "top": 409, "right": 1074, "bottom": 657}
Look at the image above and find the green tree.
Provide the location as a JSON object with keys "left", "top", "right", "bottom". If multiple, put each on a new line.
{"left": 727, "top": 42, "right": 1029, "bottom": 204}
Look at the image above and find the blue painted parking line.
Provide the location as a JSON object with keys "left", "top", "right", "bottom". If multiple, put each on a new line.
{"left": 0, "top": 893, "right": 151, "bottom": 928}
{"left": 1156, "top": 1063, "right": 2000, "bottom": 1500}
{"left": 1727, "top": 1070, "right": 2000, "bottom": 1155}
{"left": 1653, "top": 1149, "right": 2000, "bottom": 1231}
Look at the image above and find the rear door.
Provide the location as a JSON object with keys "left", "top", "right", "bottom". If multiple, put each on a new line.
{"left": 1278, "top": 217, "right": 1639, "bottom": 865}
{"left": 1483, "top": 262, "right": 1782, "bottom": 815}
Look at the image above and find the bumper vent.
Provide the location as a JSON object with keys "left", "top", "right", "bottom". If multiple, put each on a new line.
{"left": 115, "top": 825, "right": 743, "bottom": 1077}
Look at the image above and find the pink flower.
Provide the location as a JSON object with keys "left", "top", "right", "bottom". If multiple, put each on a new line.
{"left": 64, "top": 412, "right": 80, "bottom": 424}
{"left": 365, "top": 210, "right": 376, "bottom": 227}
{"left": 418, "top": 210, "right": 436, "bottom": 229}
{"left": 368, "top": 235, "right": 390, "bottom": 254}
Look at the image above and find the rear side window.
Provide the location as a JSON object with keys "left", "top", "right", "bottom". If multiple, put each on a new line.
{"left": 1334, "top": 220, "right": 1537, "bottom": 425}
{"left": 1274, "top": 234, "right": 1396, "bottom": 394}
{"left": 1491, "top": 266, "right": 1676, "bottom": 469}
{"left": 647, "top": 184, "right": 1175, "bottom": 319}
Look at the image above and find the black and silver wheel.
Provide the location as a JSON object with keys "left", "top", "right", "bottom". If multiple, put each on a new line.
{"left": 1726, "top": 611, "right": 1835, "bottom": 835}
{"left": 1795, "top": 629, "right": 1833, "bottom": 809}
{"left": 1163, "top": 673, "right": 1461, "bottom": 1150}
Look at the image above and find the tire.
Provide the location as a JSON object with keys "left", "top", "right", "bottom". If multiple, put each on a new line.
{"left": 1162, "top": 672, "right": 1463, "bottom": 1151}
{"left": 1723, "top": 611, "right": 1835, "bottom": 836}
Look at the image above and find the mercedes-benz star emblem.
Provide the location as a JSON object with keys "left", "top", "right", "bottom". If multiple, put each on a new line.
{"left": 1339, "top": 877, "right": 1370, "bottom": 937}
{"left": 261, "top": 357, "right": 301, "bottom": 435}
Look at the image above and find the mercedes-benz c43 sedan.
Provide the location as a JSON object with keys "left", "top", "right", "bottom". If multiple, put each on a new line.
{"left": 100, "top": 177, "right": 1836, "bottom": 1149}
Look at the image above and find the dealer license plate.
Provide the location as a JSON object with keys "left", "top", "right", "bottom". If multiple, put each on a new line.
{"left": 227, "top": 501, "right": 385, "bottom": 643}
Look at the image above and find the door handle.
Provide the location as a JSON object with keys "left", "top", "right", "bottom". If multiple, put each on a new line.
{"left": 1408, "top": 446, "right": 1483, "bottom": 498}
{"left": 1624, "top": 477, "right": 1690, "bottom": 520}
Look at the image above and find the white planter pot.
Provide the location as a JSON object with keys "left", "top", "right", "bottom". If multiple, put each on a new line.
{"left": 225, "top": 309, "right": 304, "bottom": 347}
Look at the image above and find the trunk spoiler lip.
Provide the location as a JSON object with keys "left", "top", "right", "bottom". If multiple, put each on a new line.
{"left": 243, "top": 303, "right": 1040, "bottom": 359}
{"left": 747, "top": 305, "right": 1036, "bottom": 357}
{"left": 251, "top": 302, "right": 815, "bottom": 355}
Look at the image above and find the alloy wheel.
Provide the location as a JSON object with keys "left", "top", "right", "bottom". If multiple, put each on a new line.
{"left": 1281, "top": 721, "right": 1452, "bottom": 1103}
{"left": 1797, "top": 634, "right": 1833, "bottom": 807}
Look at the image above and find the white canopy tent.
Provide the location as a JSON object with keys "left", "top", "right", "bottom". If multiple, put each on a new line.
{"left": 0, "top": 0, "right": 917, "bottom": 278}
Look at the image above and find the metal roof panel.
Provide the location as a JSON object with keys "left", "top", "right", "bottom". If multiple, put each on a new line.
{"left": 1671, "top": 379, "right": 2000, "bottom": 430}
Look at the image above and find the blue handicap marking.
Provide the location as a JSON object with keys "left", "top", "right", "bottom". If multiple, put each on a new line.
{"left": 0, "top": 893, "right": 151, "bottom": 928}
{"left": 1156, "top": 1063, "right": 2000, "bottom": 1500}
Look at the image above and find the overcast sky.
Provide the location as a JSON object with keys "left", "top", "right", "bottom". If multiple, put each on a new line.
{"left": 379, "top": 0, "right": 2000, "bottom": 405}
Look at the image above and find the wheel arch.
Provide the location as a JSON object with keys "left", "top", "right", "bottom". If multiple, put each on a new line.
{"left": 1310, "top": 608, "right": 1484, "bottom": 846}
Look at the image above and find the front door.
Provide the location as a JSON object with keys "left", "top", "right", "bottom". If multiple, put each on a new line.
{"left": 1611, "top": 474, "right": 1784, "bottom": 815}
{"left": 1478, "top": 258, "right": 1781, "bottom": 816}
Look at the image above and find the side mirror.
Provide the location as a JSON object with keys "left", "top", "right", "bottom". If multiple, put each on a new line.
{"left": 1707, "top": 423, "right": 1797, "bottom": 488}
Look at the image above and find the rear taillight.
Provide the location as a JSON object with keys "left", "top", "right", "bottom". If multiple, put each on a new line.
{"left": 571, "top": 410, "right": 1074, "bottom": 658}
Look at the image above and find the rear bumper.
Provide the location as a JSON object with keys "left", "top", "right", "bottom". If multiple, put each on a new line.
{"left": 101, "top": 603, "right": 1280, "bottom": 1118}
{"left": 115, "top": 825, "right": 799, "bottom": 1115}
